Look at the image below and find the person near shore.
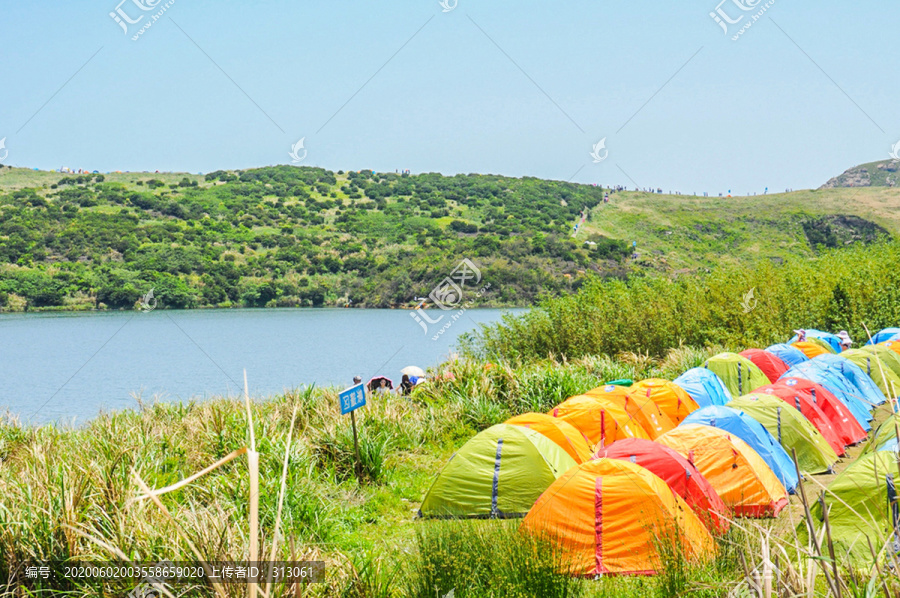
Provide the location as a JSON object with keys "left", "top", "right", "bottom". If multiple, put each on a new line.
{"left": 837, "top": 330, "right": 853, "bottom": 351}
{"left": 399, "top": 374, "right": 413, "bottom": 395}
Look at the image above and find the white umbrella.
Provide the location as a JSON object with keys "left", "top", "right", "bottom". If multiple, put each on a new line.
{"left": 401, "top": 366, "right": 426, "bottom": 378}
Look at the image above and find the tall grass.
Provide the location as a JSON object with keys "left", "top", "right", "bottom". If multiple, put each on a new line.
{"left": 4, "top": 348, "right": 900, "bottom": 596}
{"left": 0, "top": 384, "right": 460, "bottom": 595}
{"left": 463, "top": 241, "right": 900, "bottom": 361}
{"left": 404, "top": 520, "right": 583, "bottom": 598}
{"left": 0, "top": 352, "right": 725, "bottom": 596}
{"left": 416, "top": 348, "right": 719, "bottom": 421}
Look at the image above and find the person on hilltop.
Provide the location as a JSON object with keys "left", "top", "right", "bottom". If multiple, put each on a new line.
{"left": 837, "top": 330, "right": 853, "bottom": 351}
{"left": 399, "top": 374, "right": 413, "bottom": 396}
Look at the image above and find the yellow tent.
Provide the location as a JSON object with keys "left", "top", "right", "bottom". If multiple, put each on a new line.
{"left": 505, "top": 412, "right": 594, "bottom": 463}
{"left": 584, "top": 384, "right": 676, "bottom": 439}
{"left": 627, "top": 379, "right": 700, "bottom": 425}
{"left": 657, "top": 424, "right": 788, "bottom": 517}
{"left": 549, "top": 395, "right": 649, "bottom": 449}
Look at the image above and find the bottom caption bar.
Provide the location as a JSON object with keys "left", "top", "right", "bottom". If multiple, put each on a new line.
{"left": 41, "top": 561, "right": 326, "bottom": 585}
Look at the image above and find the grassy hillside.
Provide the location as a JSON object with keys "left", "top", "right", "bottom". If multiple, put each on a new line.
{"left": 0, "top": 164, "right": 898, "bottom": 311}
{"left": 578, "top": 187, "right": 896, "bottom": 272}
{"left": 821, "top": 159, "right": 900, "bottom": 188}
{"left": 0, "top": 166, "right": 618, "bottom": 310}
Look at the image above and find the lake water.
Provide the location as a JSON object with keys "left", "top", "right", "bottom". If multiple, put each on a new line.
{"left": 0, "top": 308, "right": 522, "bottom": 424}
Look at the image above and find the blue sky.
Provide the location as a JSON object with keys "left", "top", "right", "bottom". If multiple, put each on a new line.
{"left": 1, "top": 0, "right": 897, "bottom": 194}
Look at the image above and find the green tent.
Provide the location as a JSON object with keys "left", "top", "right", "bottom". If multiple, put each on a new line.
{"left": 862, "top": 414, "right": 900, "bottom": 455}
{"left": 729, "top": 394, "right": 839, "bottom": 474}
{"left": 419, "top": 423, "right": 577, "bottom": 518}
{"left": 851, "top": 345, "right": 900, "bottom": 397}
{"left": 809, "top": 451, "right": 900, "bottom": 563}
{"left": 703, "top": 353, "right": 771, "bottom": 398}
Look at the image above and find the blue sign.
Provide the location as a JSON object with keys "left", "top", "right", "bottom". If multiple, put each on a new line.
{"left": 340, "top": 383, "right": 366, "bottom": 415}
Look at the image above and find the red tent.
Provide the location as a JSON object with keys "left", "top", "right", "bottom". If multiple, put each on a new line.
{"left": 752, "top": 383, "right": 845, "bottom": 456}
{"left": 739, "top": 349, "right": 790, "bottom": 384}
{"left": 595, "top": 438, "right": 730, "bottom": 533}
{"left": 755, "top": 378, "right": 866, "bottom": 447}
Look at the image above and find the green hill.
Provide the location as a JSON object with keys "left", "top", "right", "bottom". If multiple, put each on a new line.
{"left": 0, "top": 164, "right": 897, "bottom": 311}
{"left": 577, "top": 186, "right": 895, "bottom": 272}
{"left": 821, "top": 159, "right": 900, "bottom": 188}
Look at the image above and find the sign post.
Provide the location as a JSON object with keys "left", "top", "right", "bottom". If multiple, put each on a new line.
{"left": 339, "top": 383, "right": 366, "bottom": 481}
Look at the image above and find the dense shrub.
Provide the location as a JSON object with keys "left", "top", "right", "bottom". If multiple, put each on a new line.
{"left": 1, "top": 166, "right": 894, "bottom": 312}
{"left": 465, "top": 240, "right": 900, "bottom": 360}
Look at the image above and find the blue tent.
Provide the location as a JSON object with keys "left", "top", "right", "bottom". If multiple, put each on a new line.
{"left": 787, "top": 329, "right": 843, "bottom": 353}
{"left": 867, "top": 327, "right": 900, "bottom": 345}
{"left": 766, "top": 344, "right": 810, "bottom": 368}
{"left": 680, "top": 405, "right": 798, "bottom": 492}
{"left": 876, "top": 437, "right": 899, "bottom": 453}
{"left": 781, "top": 363, "right": 872, "bottom": 430}
{"left": 811, "top": 354, "right": 886, "bottom": 407}
{"left": 672, "top": 367, "right": 733, "bottom": 407}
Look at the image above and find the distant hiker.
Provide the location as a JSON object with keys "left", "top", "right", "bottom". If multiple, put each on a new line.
{"left": 353, "top": 375, "right": 362, "bottom": 385}
{"left": 837, "top": 331, "right": 853, "bottom": 351}
{"left": 400, "top": 374, "right": 413, "bottom": 395}
{"left": 794, "top": 329, "right": 807, "bottom": 342}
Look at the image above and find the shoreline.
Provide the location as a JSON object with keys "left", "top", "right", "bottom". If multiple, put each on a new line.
{"left": 0, "top": 301, "right": 526, "bottom": 314}
{"left": 2, "top": 387, "right": 343, "bottom": 429}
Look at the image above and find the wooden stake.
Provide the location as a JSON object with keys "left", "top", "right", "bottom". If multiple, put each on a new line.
{"left": 351, "top": 409, "right": 362, "bottom": 482}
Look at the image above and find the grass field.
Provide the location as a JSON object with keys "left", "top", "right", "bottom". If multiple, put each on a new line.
{"left": 2, "top": 347, "right": 898, "bottom": 597}
{"left": 578, "top": 186, "right": 900, "bottom": 272}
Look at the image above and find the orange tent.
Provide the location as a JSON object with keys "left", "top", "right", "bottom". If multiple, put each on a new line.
{"left": 881, "top": 339, "right": 900, "bottom": 358}
{"left": 584, "top": 384, "right": 676, "bottom": 439}
{"left": 549, "top": 395, "right": 649, "bottom": 448}
{"left": 584, "top": 383, "right": 632, "bottom": 402}
{"left": 791, "top": 341, "right": 831, "bottom": 359}
{"left": 657, "top": 425, "right": 788, "bottom": 517}
{"left": 520, "top": 458, "right": 716, "bottom": 576}
{"left": 626, "top": 379, "right": 699, "bottom": 425}
{"left": 506, "top": 413, "right": 594, "bottom": 463}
